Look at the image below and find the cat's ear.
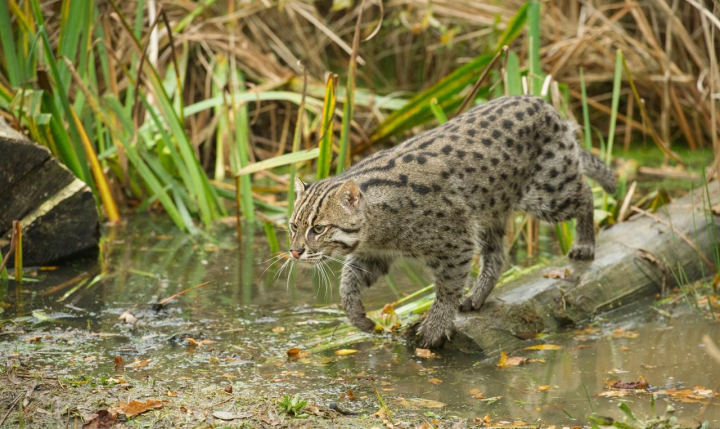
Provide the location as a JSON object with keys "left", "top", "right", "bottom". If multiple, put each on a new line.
{"left": 294, "top": 177, "right": 307, "bottom": 195}
{"left": 336, "top": 180, "right": 364, "bottom": 213}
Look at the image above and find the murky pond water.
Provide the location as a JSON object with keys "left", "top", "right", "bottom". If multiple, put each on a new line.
{"left": 1, "top": 216, "right": 719, "bottom": 427}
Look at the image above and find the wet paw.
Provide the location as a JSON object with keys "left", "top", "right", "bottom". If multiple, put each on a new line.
{"left": 351, "top": 316, "right": 377, "bottom": 333}
{"left": 568, "top": 243, "right": 594, "bottom": 260}
{"left": 416, "top": 320, "right": 452, "bottom": 348}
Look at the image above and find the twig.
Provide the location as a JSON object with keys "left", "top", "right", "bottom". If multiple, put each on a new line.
{"left": 0, "top": 223, "right": 18, "bottom": 273}
{"left": 156, "top": 281, "right": 212, "bottom": 306}
{"left": 618, "top": 181, "right": 637, "bottom": 222}
{"left": 0, "top": 394, "right": 22, "bottom": 426}
{"left": 455, "top": 46, "right": 509, "bottom": 117}
{"left": 40, "top": 269, "right": 100, "bottom": 296}
{"left": 630, "top": 206, "right": 715, "bottom": 271}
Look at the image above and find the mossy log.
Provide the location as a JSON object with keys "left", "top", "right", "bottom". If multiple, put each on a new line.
{"left": 451, "top": 184, "right": 719, "bottom": 355}
{"left": 0, "top": 118, "right": 99, "bottom": 266}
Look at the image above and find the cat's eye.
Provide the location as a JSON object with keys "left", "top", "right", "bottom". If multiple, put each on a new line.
{"left": 312, "top": 225, "right": 325, "bottom": 234}
{"left": 289, "top": 223, "right": 297, "bottom": 234}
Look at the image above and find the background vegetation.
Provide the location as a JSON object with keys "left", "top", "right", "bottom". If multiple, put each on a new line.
{"left": 0, "top": 0, "right": 718, "bottom": 254}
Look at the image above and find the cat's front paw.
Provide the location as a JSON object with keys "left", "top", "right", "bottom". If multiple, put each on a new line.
{"left": 568, "top": 243, "right": 594, "bottom": 260}
{"left": 416, "top": 319, "right": 452, "bottom": 348}
{"left": 350, "top": 315, "right": 377, "bottom": 333}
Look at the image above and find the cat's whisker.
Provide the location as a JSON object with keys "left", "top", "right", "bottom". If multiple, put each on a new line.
{"left": 261, "top": 255, "right": 287, "bottom": 276}
{"left": 259, "top": 253, "right": 285, "bottom": 265}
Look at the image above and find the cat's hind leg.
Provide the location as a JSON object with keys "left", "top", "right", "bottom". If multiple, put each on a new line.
{"left": 459, "top": 218, "right": 507, "bottom": 312}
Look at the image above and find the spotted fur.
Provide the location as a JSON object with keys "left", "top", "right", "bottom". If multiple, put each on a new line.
{"left": 288, "top": 95, "right": 616, "bottom": 348}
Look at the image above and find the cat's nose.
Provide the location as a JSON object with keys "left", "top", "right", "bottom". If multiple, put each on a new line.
{"left": 290, "top": 248, "right": 304, "bottom": 259}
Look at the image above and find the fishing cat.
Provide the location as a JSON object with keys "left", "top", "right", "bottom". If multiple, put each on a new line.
{"left": 287, "top": 95, "right": 616, "bottom": 347}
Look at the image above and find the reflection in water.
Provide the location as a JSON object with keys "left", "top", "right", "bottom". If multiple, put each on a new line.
{"left": 0, "top": 216, "right": 718, "bottom": 426}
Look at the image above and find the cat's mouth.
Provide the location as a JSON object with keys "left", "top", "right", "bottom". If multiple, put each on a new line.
{"left": 293, "top": 252, "right": 324, "bottom": 266}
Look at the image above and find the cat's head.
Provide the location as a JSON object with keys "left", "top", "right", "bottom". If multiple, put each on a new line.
{"left": 287, "top": 177, "right": 366, "bottom": 263}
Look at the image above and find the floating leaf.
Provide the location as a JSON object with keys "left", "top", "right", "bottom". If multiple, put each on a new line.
{"left": 497, "top": 351, "right": 527, "bottom": 368}
{"left": 287, "top": 347, "right": 301, "bottom": 357}
{"left": 537, "top": 385, "right": 550, "bottom": 391}
{"left": 128, "top": 358, "right": 151, "bottom": 370}
{"left": 599, "top": 390, "right": 632, "bottom": 397}
{"left": 469, "top": 388, "right": 485, "bottom": 399}
{"left": 335, "top": 349, "right": 358, "bottom": 356}
{"left": 395, "top": 397, "right": 446, "bottom": 410}
{"left": 605, "top": 376, "right": 649, "bottom": 390}
{"left": 524, "top": 344, "right": 563, "bottom": 351}
{"left": 272, "top": 326, "right": 286, "bottom": 333}
{"left": 612, "top": 328, "right": 640, "bottom": 338}
{"left": 415, "top": 348, "right": 436, "bottom": 359}
{"left": 185, "top": 337, "right": 215, "bottom": 346}
{"left": 428, "top": 378, "right": 443, "bottom": 385}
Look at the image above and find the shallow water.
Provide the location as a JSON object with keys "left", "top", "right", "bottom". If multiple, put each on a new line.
{"left": 2, "top": 216, "right": 719, "bottom": 427}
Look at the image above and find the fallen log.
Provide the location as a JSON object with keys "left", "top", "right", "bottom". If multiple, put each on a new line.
{"left": 450, "top": 184, "right": 720, "bottom": 355}
{"left": 0, "top": 118, "right": 99, "bottom": 266}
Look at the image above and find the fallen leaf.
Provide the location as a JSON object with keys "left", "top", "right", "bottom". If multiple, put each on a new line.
{"left": 185, "top": 337, "right": 215, "bottom": 346}
{"left": 469, "top": 388, "right": 485, "bottom": 399}
{"left": 118, "top": 399, "right": 163, "bottom": 418}
{"left": 479, "top": 396, "right": 503, "bottom": 404}
{"left": 619, "top": 346, "right": 631, "bottom": 351}
{"left": 166, "top": 391, "right": 177, "bottom": 397}
{"left": 612, "top": 328, "right": 640, "bottom": 338}
{"left": 272, "top": 326, "right": 285, "bottom": 333}
{"left": 537, "top": 385, "right": 550, "bottom": 391}
{"left": 514, "top": 421, "right": 527, "bottom": 426}
{"left": 415, "top": 348, "right": 436, "bottom": 358}
{"left": 428, "top": 378, "right": 443, "bottom": 385}
{"left": 25, "top": 336, "right": 42, "bottom": 342}
{"left": 335, "top": 349, "right": 358, "bottom": 356}
{"left": 395, "top": 397, "right": 446, "bottom": 409}
{"left": 524, "top": 344, "right": 563, "bottom": 351}
{"left": 213, "top": 411, "right": 253, "bottom": 420}
{"left": 83, "top": 409, "right": 117, "bottom": 429}
{"left": 224, "top": 385, "right": 233, "bottom": 393}
{"left": 712, "top": 204, "right": 720, "bottom": 216}
{"left": 113, "top": 356, "right": 123, "bottom": 371}
{"left": 543, "top": 268, "right": 571, "bottom": 279}
{"left": 605, "top": 376, "right": 649, "bottom": 390}
{"left": 287, "top": 347, "right": 301, "bottom": 357}
{"left": 641, "top": 364, "right": 658, "bottom": 369}
{"left": 607, "top": 368, "right": 629, "bottom": 374}
{"left": 474, "top": 414, "right": 492, "bottom": 425}
{"left": 599, "top": 390, "right": 632, "bottom": 397}
{"left": 209, "top": 356, "right": 220, "bottom": 364}
{"left": 221, "top": 374, "right": 235, "bottom": 379}
{"left": 344, "top": 389, "right": 355, "bottom": 400}
{"left": 119, "top": 311, "right": 138, "bottom": 325}
{"left": 128, "top": 358, "right": 150, "bottom": 370}
{"left": 497, "top": 351, "right": 527, "bottom": 368}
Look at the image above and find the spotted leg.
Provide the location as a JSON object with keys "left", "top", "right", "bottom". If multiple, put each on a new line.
{"left": 417, "top": 252, "right": 473, "bottom": 347}
{"left": 568, "top": 182, "right": 595, "bottom": 260}
{"left": 340, "top": 255, "right": 392, "bottom": 332}
{"left": 460, "top": 220, "right": 506, "bottom": 312}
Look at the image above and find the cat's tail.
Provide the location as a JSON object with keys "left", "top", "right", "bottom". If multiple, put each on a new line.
{"left": 579, "top": 150, "right": 617, "bottom": 194}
